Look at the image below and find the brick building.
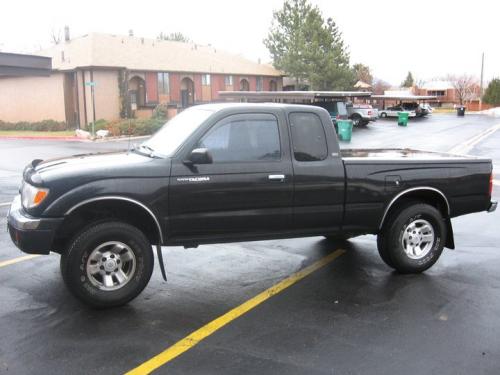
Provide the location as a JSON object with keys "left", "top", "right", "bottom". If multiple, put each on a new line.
{"left": 0, "top": 33, "right": 283, "bottom": 127}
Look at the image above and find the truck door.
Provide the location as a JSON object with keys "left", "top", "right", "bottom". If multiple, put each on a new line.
{"left": 168, "top": 111, "right": 293, "bottom": 240}
{"left": 288, "top": 111, "right": 345, "bottom": 232}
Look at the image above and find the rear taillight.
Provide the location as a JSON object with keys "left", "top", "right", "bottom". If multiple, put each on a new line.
{"left": 368, "top": 111, "right": 372, "bottom": 116}
{"left": 490, "top": 173, "right": 493, "bottom": 196}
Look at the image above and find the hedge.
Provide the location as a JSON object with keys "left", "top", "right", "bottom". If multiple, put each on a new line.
{"left": 0, "top": 119, "right": 68, "bottom": 131}
{"left": 94, "top": 117, "right": 166, "bottom": 137}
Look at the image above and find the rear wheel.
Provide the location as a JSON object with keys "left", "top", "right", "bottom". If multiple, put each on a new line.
{"left": 60, "top": 221, "right": 154, "bottom": 308}
{"left": 380, "top": 112, "right": 387, "bottom": 118}
{"left": 377, "top": 203, "right": 446, "bottom": 273}
{"left": 351, "top": 114, "right": 362, "bottom": 126}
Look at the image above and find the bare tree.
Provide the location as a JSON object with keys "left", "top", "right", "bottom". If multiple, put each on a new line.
{"left": 372, "top": 79, "right": 391, "bottom": 95}
{"left": 157, "top": 32, "right": 191, "bottom": 43}
{"left": 447, "top": 74, "right": 478, "bottom": 105}
{"left": 51, "top": 29, "right": 61, "bottom": 45}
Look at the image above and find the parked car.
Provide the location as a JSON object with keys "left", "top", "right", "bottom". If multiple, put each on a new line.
{"left": 379, "top": 104, "right": 417, "bottom": 118}
{"left": 420, "top": 103, "right": 433, "bottom": 114}
{"left": 402, "top": 102, "right": 432, "bottom": 117}
{"left": 347, "top": 103, "right": 379, "bottom": 126}
{"left": 7, "top": 103, "right": 496, "bottom": 307}
{"left": 313, "top": 100, "right": 348, "bottom": 121}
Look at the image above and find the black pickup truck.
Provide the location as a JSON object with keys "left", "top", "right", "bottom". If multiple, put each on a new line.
{"left": 7, "top": 103, "right": 496, "bottom": 308}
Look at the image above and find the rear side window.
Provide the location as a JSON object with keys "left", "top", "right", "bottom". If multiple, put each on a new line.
{"left": 198, "top": 113, "right": 281, "bottom": 162}
{"left": 289, "top": 112, "right": 328, "bottom": 162}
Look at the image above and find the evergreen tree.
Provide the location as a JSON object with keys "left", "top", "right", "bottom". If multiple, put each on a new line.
{"left": 483, "top": 78, "right": 500, "bottom": 106}
{"left": 402, "top": 71, "right": 414, "bottom": 87}
{"left": 264, "top": 0, "right": 355, "bottom": 90}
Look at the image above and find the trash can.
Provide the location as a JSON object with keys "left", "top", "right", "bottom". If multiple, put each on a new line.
{"left": 337, "top": 119, "right": 353, "bottom": 141}
{"left": 397, "top": 111, "right": 409, "bottom": 126}
{"left": 457, "top": 106, "right": 466, "bottom": 116}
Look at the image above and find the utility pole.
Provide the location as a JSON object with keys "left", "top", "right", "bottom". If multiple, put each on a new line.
{"left": 479, "top": 52, "right": 484, "bottom": 111}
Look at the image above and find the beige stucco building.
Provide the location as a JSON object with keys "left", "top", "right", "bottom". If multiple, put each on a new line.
{"left": 0, "top": 33, "right": 283, "bottom": 128}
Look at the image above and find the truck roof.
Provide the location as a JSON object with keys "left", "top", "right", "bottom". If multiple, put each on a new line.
{"left": 193, "top": 102, "right": 324, "bottom": 112}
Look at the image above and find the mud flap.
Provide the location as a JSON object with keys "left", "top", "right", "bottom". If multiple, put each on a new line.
{"left": 445, "top": 218, "right": 455, "bottom": 249}
{"left": 156, "top": 244, "right": 167, "bottom": 281}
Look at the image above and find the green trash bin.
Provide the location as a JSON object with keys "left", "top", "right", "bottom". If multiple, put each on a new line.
{"left": 337, "top": 119, "right": 353, "bottom": 141}
{"left": 397, "top": 111, "right": 409, "bottom": 126}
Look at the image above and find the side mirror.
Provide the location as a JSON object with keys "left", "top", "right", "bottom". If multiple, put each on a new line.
{"left": 186, "top": 148, "right": 213, "bottom": 165}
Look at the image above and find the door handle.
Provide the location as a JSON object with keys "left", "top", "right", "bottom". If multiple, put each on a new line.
{"left": 268, "top": 174, "right": 285, "bottom": 182}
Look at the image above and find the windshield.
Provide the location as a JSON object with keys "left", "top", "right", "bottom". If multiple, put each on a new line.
{"left": 141, "top": 107, "right": 215, "bottom": 157}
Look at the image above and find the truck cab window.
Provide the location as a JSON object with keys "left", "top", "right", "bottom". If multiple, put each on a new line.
{"left": 198, "top": 113, "right": 281, "bottom": 162}
{"left": 289, "top": 112, "right": 328, "bottom": 162}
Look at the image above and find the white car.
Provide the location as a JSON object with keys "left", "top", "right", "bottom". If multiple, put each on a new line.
{"left": 379, "top": 105, "right": 417, "bottom": 118}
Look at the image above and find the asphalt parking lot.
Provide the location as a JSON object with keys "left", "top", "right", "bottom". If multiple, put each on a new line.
{"left": 1, "top": 113, "right": 499, "bottom": 374}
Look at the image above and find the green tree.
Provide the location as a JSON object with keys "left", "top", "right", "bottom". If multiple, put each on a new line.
{"left": 483, "top": 78, "right": 500, "bottom": 106}
{"left": 402, "top": 71, "right": 414, "bottom": 87}
{"left": 157, "top": 32, "right": 191, "bottom": 43}
{"left": 264, "top": 0, "right": 355, "bottom": 90}
{"left": 353, "top": 63, "right": 373, "bottom": 85}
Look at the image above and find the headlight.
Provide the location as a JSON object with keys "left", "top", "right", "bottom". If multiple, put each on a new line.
{"left": 21, "top": 182, "right": 49, "bottom": 209}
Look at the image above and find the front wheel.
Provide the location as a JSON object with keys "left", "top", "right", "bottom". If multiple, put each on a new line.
{"left": 60, "top": 221, "right": 154, "bottom": 308}
{"left": 377, "top": 203, "right": 446, "bottom": 273}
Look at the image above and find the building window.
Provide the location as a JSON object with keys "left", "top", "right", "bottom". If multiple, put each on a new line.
{"left": 202, "top": 74, "right": 211, "bottom": 86}
{"left": 428, "top": 90, "right": 445, "bottom": 96}
{"left": 158, "top": 72, "right": 170, "bottom": 95}
{"left": 256, "top": 77, "right": 263, "bottom": 91}
{"left": 224, "top": 75, "right": 233, "bottom": 86}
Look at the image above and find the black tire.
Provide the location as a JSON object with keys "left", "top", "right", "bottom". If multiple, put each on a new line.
{"left": 377, "top": 203, "right": 446, "bottom": 273}
{"left": 60, "top": 221, "right": 154, "bottom": 308}
{"left": 351, "top": 114, "right": 362, "bottom": 126}
{"left": 358, "top": 120, "right": 369, "bottom": 127}
{"left": 380, "top": 112, "right": 387, "bottom": 118}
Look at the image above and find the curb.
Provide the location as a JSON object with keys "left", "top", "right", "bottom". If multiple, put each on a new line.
{"left": 0, "top": 135, "right": 81, "bottom": 141}
{"left": 0, "top": 135, "right": 151, "bottom": 142}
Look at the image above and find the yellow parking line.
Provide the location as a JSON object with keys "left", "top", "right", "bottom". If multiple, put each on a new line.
{"left": 126, "top": 248, "right": 346, "bottom": 375}
{"left": 0, "top": 254, "right": 40, "bottom": 268}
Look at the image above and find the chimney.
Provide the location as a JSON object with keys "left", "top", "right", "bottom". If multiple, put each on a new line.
{"left": 64, "top": 26, "right": 70, "bottom": 42}
{"left": 129, "top": 29, "right": 134, "bottom": 37}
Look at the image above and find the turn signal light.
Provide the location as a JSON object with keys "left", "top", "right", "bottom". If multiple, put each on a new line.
{"left": 34, "top": 190, "right": 48, "bottom": 205}
{"left": 490, "top": 173, "right": 494, "bottom": 196}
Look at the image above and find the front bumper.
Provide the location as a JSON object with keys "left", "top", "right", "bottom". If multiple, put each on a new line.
{"left": 488, "top": 201, "right": 498, "bottom": 213}
{"left": 6, "top": 195, "right": 63, "bottom": 254}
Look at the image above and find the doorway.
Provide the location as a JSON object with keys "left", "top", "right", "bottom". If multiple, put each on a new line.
{"left": 180, "top": 77, "right": 195, "bottom": 108}
{"left": 240, "top": 79, "right": 250, "bottom": 91}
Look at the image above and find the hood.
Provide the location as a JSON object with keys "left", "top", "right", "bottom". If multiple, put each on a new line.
{"left": 27, "top": 151, "right": 170, "bottom": 186}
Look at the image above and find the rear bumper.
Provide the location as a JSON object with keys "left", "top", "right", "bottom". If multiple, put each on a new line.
{"left": 488, "top": 201, "right": 497, "bottom": 213}
{"left": 6, "top": 195, "right": 63, "bottom": 254}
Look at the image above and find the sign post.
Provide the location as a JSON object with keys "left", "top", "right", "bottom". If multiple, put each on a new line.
{"left": 85, "top": 81, "right": 97, "bottom": 137}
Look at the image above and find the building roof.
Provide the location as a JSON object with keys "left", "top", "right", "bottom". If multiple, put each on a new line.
{"left": 37, "top": 33, "right": 282, "bottom": 76}
{"left": 421, "top": 80, "right": 454, "bottom": 90}
{"left": 371, "top": 94, "right": 437, "bottom": 101}
{"left": 0, "top": 52, "right": 51, "bottom": 77}
{"left": 354, "top": 80, "right": 372, "bottom": 89}
{"left": 219, "top": 90, "right": 372, "bottom": 101}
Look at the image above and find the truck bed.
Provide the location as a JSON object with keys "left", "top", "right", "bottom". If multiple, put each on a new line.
{"left": 340, "top": 148, "right": 492, "bottom": 234}
{"left": 341, "top": 148, "right": 485, "bottom": 162}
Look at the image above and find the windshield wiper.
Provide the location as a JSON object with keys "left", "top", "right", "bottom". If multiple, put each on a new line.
{"left": 133, "top": 144, "right": 161, "bottom": 158}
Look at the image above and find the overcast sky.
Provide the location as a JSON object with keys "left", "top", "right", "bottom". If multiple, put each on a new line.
{"left": 1, "top": 0, "right": 498, "bottom": 85}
